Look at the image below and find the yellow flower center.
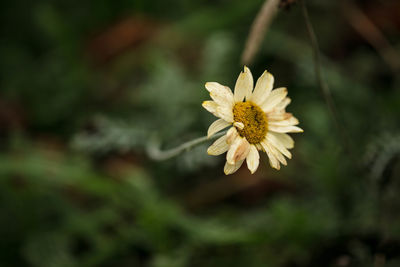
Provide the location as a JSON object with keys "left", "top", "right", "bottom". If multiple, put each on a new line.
{"left": 232, "top": 101, "right": 268, "bottom": 144}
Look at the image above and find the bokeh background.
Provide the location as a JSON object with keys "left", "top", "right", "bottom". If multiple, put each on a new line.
{"left": 1, "top": 0, "right": 400, "bottom": 266}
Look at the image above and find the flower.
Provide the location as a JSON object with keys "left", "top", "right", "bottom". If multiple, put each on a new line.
{"left": 202, "top": 66, "right": 303, "bottom": 175}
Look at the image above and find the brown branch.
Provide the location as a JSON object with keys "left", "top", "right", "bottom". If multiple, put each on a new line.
{"left": 241, "top": 0, "right": 280, "bottom": 66}
{"left": 343, "top": 1, "right": 400, "bottom": 73}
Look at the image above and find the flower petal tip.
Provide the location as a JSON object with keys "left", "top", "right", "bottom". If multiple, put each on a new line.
{"left": 243, "top": 66, "right": 251, "bottom": 74}
{"left": 227, "top": 159, "right": 235, "bottom": 165}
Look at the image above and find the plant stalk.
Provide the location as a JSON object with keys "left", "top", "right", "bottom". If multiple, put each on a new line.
{"left": 300, "top": 0, "right": 352, "bottom": 154}
{"left": 147, "top": 131, "right": 226, "bottom": 161}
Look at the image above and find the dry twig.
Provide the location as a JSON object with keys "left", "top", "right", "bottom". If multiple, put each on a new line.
{"left": 241, "top": 0, "right": 280, "bottom": 65}
{"left": 343, "top": 2, "right": 400, "bottom": 73}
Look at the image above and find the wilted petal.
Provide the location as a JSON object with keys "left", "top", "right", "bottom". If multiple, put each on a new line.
{"left": 246, "top": 145, "right": 260, "bottom": 174}
{"left": 234, "top": 66, "right": 253, "bottom": 102}
{"left": 270, "top": 132, "right": 294, "bottom": 149}
{"left": 255, "top": 143, "right": 263, "bottom": 150}
{"left": 226, "top": 127, "right": 239, "bottom": 144}
{"left": 226, "top": 136, "right": 250, "bottom": 165}
{"left": 274, "top": 97, "right": 291, "bottom": 112}
{"left": 268, "top": 116, "right": 299, "bottom": 126}
{"left": 268, "top": 124, "right": 303, "bottom": 133}
{"left": 207, "top": 119, "right": 231, "bottom": 138}
{"left": 250, "top": 71, "right": 274, "bottom": 105}
{"left": 205, "top": 82, "right": 234, "bottom": 108}
{"left": 261, "top": 141, "right": 280, "bottom": 170}
{"left": 261, "top": 87, "right": 288, "bottom": 113}
{"left": 202, "top": 101, "right": 219, "bottom": 117}
{"left": 207, "top": 135, "right": 229, "bottom": 155}
{"left": 266, "top": 133, "right": 292, "bottom": 159}
{"left": 216, "top": 105, "right": 234, "bottom": 122}
{"left": 267, "top": 112, "right": 293, "bottom": 121}
{"left": 224, "top": 159, "right": 244, "bottom": 175}
{"left": 267, "top": 142, "right": 287, "bottom": 165}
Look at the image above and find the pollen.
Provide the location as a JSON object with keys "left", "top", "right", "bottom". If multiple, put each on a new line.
{"left": 233, "top": 102, "right": 268, "bottom": 144}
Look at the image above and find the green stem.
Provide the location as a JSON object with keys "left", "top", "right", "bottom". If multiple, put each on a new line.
{"left": 147, "top": 131, "right": 226, "bottom": 161}
{"left": 300, "top": 0, "right": 352, "bottom": 154}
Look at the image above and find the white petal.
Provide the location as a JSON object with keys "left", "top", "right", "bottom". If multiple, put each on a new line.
{"left": 268, "top": 124, "right": 303, "bottom": 133}
{"left": 268, "top": 142, "right": 287, "bottom": 166}
{"left": 267, "top": 112, "right": 293, "bottom": 121}
{"left": 226, "top": 136, "right": 250, "bottom": 165}
{"left": 224, "top": 159, "right": 244, "bottom": 175}
{"left": 205, "top": 82, "right": 234, "bottom": 108}
{"left": 249, "top": 71, "right": 274, "bottom": 105}
{"left": 202, "top": 101, "right": 219, "bottom": 117}
{"left": 261, "top": 141, "right": 280, "bottom": 170}
{"left": 266, "top": 133, "right": 292, "bottom": 159}
{"left": 207, "top": 135, "right": 229, "bottom": 155}
{"left": 261, "top": 87, "right": 288, "bottom": 113}
{"left": 268, "top": 116, "right": 299, "bottom": 126}
{"left": 234, "top": 66, "right": 253, "bottom": 102}
{"left": 216, "top": 106, "right": 234, "bottom": 122}
{"left": 207, "top": 119, "right": 231, "bottom": 138}
{"left": 246, "top": 145, "right": 260, "bottom": 174}
{"left": 226, "top": 127, "right": 239, "bottom": 144}
{"left": 270, "top": 132, "right": 294, "bottom": 149}
{"left": 274, "top": 97, "right": 291, "bottom": 111}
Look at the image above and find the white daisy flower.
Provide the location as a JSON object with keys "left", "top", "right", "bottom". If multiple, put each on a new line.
{"left": 203, "top": 66, "right": 303, "bottom": 175}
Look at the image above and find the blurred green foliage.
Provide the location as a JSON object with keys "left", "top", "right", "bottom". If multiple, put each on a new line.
{"left": 1, "top": 0, "right": 400, "bottom": 266}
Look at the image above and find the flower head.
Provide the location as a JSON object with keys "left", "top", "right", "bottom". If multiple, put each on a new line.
{"left": 203, "top": 66, "right": 303, "bottom": 175}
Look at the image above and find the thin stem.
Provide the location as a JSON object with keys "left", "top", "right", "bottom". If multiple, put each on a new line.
{"left": 147, "top": 131, "right": 226, "bottom": 161}
{"left": 300, "top": 0, "right": 351, "bottom": 154}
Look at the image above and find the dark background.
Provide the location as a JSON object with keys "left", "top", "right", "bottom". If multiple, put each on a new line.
{"left": 1, "top": 0, "right": 400, "bottom": 266}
